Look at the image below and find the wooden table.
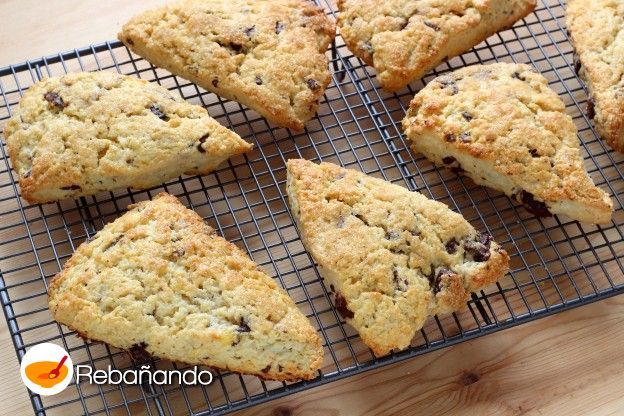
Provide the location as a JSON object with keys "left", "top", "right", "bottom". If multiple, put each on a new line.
{"left": 1, "top": 1, "right": 623, "bottom": 415}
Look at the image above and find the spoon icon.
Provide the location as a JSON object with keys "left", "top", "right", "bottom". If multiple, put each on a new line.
{"left": 38, "top": 355, "right": 68, "bottom": 380}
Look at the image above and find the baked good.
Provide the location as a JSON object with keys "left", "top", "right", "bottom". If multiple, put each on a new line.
{"left": 567, "top": 0, "right": 624, "bottom": 152}
{"left": 48, "top": 193, "right": 323, "bottom": 381}
{"left": 286, "top": 159, "right": 509, "bottom": 357}
{"left": 4, "top": 71, "right": 252, "bottom": 204}
{"left": 402, "top": 63, "right": 613, "bottom": 224}
{"left": 337, "top": 0, "right": 536, "bottom": 91}
{"left": 119, "top": 0, "right": 335, "bottom": 131}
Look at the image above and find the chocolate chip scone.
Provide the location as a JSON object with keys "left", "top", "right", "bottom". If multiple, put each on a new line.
{"left": 402, "top": 63, "right": 613, "bottom": 224}
{"left": 3, "top": 72, "right": 252, "bottom": 204}
{"left": 119, "top": 0, "right": 335, "bottom": 131}
{"left": 287, "top": 159, "right": 509, "bottom": 357}
{"left": 48, "top": 193, "right": 323, "bottom": 381}
{"left": 567, "top": 0, "right": 624, "bottom": 152}
{"left": 337, "top": 0, "right": 536, "bottom": 91}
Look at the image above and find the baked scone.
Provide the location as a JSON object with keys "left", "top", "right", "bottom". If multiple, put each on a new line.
{"left": 4, "top": 72, "right": 252, "bottom": 204}
{"left": 337, "top": 0, "right": 536, "bottom": 91}
{"left": 567, "top": 0, "right": 624, "bottom": 152}
{"left": 48, "top": 193, "right": 323, "bottom": 381}
{"left": 119, "top": 0, "right": 335, "bottom": 131}
{"left": 402, "top": 63, "right": 613, "bottom": 224}
{"left": 286, "top": 159, "right": 509, "bottom": 357}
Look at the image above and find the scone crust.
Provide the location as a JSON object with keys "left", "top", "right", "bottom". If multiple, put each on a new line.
{"left": 119, "top": 0, "right": 335, "bottom": 130}
{"left": 287, "top": 159, "right": 509, "bottom": 357}
{"left": 48, "top": 193, "right": 323, "bottom": 381}
{"left": 337, "top": 0, "right": 536, "bottom": 91}
{"left": 3, "top": 72, "right": 252, "bottom": 204}
{"left": 567, "top": 0, "right": 624, "bottom": 152}
{"left": 402, "top": 63, "right": 613, "bottom": 224}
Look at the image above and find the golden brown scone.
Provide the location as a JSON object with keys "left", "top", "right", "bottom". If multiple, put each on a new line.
{"left": 119, "top": 0, "right": 335, "bottom": 130}
{"left": 3, "top": 71, "right": 252, "bottom": 204}
{"left": 48, "top": 193, "right": 323, "bottom": 381}
{"left": 567, "top": 0, "right": 624, "bottom": 152}
{"left": 337, "top": 0, "right": 536, "bottom": 91}
{"left": 287, "top": 159, "right": 509, "bottom": 357}
{"left": 402, "top": 63, "right": 613, "bottom": 224}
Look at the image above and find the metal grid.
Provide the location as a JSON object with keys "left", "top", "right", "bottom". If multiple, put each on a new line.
{"left": 0, "top": 0, "right": 622, "bottom": 414}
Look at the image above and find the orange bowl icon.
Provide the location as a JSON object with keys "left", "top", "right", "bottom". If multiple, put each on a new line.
{"left": 24, "top": 356, "right": 69, "bottom": 388}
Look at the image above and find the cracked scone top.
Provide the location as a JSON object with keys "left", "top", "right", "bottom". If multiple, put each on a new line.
{"left": 402, "top": 63, "right": 614, "bottom": 224}
{"left": 48, "top": 193, "right": 323, "bottom": 381}
{"left": 119, "top": 0, "right": 335, "bottom": 130}
{"left": 567, "top": 0, "right": 624, "bottom": 152}
{"left": 337, "top": 0, "right": 536, "bottom": 91}
{"left": 287, "top": 159, "right": 509, "bottom": 357}
{"left": 3, "top": 71, "right": 252, "bottom": 204}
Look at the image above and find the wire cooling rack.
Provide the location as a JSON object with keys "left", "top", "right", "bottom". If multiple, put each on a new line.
{"left": 0, "top": 0, "right": 623, "bottom": 415}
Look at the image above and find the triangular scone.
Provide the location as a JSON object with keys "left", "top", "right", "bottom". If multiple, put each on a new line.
{"left": 337, "top": 0, "right": 536, "bottom": 91}
{"left": 4, "top": 72, "right": 252, "bottom": 204}
{"left": 403, "top": 63, "right": 613, "bottom": 224}
{"left": 286, "top": 159, "right": 509, "bottom": 357}
{"left": 48, "top": 193, "right": 323, "bottom": 381}
{"left": 567, "top": 0, "right": 624, "bottom": 152}
{"left": 119, "top": 0, "right": 335, "bottom": 131}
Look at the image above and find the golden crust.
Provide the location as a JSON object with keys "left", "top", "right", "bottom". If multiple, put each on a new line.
{"left": 567, "top": 0, "right": 624, "bottom": 152}
{"left": 337, "top": 0, "right": 535, "bottom": 91}
{"left": 3, "top": 72, "right": 251, "bottom": 204}
{"left": 119, "top": 0, "right": 335, "bottom": 130}
{"left": 402, "top": 63, "right": 613, "bottom": 224}
{"left": 286, "top": 159, "right": 509, "bottom": 357}
{"left": 48, "top": 193, "right": 323, "bottom": 382}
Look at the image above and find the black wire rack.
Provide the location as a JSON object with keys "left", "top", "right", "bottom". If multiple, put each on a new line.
{"left": 0, "top": 0, "right": 623, "bottom": 415}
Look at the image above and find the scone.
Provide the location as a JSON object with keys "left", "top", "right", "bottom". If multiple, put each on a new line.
{"left": 402, "top": 63, "right": 613, "bottom": 224}
{"left": 4, "top": 72, "right": 252, "bottom": 204}
{"left": 287, "top": 159, "right": 509, "bottom": 357}
{"left": 567, "top": 0, "right": 624, "bottom": 152}
{"left": 48, "top": 193, "right": 323, "bottom": 381}
{"left": 337, "top": 0, "right": 536, "bottom": 91}
{"left": 119, "top": 0, "right": 335, "bottom": 131}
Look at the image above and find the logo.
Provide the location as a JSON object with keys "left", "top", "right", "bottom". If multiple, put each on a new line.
{"left": 20, "top": 343, "right": 73, "bottom": 396}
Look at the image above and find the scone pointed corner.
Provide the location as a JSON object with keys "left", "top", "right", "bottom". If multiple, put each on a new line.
{"left": 48, "top": 192, "right": 322, "bottom": 381}
{"left": 286, "top": 159, "right": 509, "bottom": 357}
{"left": 118, "top": 0, "right": 335, "bottom": 131}
{"left": 402, "top": 62, "right": 614, "bottom": 225}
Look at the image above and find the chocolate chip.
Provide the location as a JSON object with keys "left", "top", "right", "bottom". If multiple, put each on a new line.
{"left": 586, "top": 98, "right": 595, "bottom": 120}
{"left": 243, "top": 25, "right": 255, "bottom": 38}
{"left": 518, "top": 190, "right": 552, "bottom": 217}
{"left": 529, "top": 148, "right": 540, "bottom": 157}
{"left": 335, "top": 292, "right": 354, "bottom": 319}
{"left": 125, "top": 37, "right": 134, "bottom": 46}
{"left": 439, "top": 79, "right": 459, "bottom": 95}
{"left": 261, "top": 364, "right": 271, "bottom": 373}
{"left": 451, "top": 165, "right": 464, "bottom": 174}
{"left": 306, "top": 78, "right": 320, "bottom": 91}
{"left": 461, "top": 112, "right": 473, "bottom": 121}
{"left": 173, "top": 247, "right": 185, "bottom": 257}
{"left": 399, "top": 18, "right": 409, "bottom": 31}
{"left": 197, "top": 133, "right": 210, "bottom": 153}
{"left": 427, "top": 268, "right": 444, "bottom": 294}
{"left": 463, "top": 238, "right": 491, "bottom": 262}
{"left": 44, "top": 92, "right": 66, "bottom": 110}
{"left": 229, "top": 42, "right": 243, "bottom": 53}
{"left": 337, "top": 216, "right": 346, "bottom": 228}
{"left": 477, "top": 232, "right": 493, "bottom": 248}
{"left": 275, "top": 21, "right": 285, "bottom": 34}
{"left": 511, "top": 71, "right": 526, "bottom": 81}
{"left": 22, "top": 168, "right": 31, "bottom": 178}
{"left": 60, "top": 184, "right": 81, "bottom": 191}
{"left": 149, "top": 105, "right": 169, "bottom": 122}
{"left": 386, "top": 231, "right": 399, "bottom": 240}
{"left": 255, "top": 75, "right": 263, "bottom": 85}
{"left": 424, "top": 21, "right": 440, "bottom": 31}
{"left": 237, "top": 317, "right": 251, "bottom": 333}
{"left": 459, "top": 132, "right": 471, "bottom": 143}
{"left": 212, "top": 79, "right": 219, "bottom": 88}
{"left": 392, "top": 269, "right": 408, "bottom": 292}
{"left": 445, "top": 133, "right": 456, "bottom": 142}
{"left": 128, "top": 342, "right": 151, "bottom": 363}
{"left": 445, "top": 238, "right": 458, "bottom": 254}
{"left": 442, "top": 156, "right": 456, "bottom": 165}
{"left": 573, "top": 52, "right": 582, "bottom": 75}
{"left": 329, "top": 284, "right": 335, "bottom": 293}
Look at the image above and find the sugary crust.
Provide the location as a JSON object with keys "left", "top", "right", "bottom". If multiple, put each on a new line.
{"left": 402, "top": 63, "right": 613, "bottom": 224}
{"left": 3, "top": 72, "right": 252, "bottom": 204}
{"left": 119, "top": 0, "right": 335, "bottom": 130}
{"left": 286, "top": 159, "right": 509, "bottom": 357}
{"left": 48, "top": 193, "right": 323, "bottom": 381}
{"left": 337, "top": 0, "right": 536, "bottom": 91}
{"left": 567, "top": 0, "right": 624, "bottom": 152}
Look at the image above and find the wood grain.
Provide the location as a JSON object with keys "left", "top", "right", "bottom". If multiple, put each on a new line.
{"left": 0, "top": 1, "right": 623, "bottom": 416}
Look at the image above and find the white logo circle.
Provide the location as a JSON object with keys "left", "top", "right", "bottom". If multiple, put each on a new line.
{"left": 20, "top": 343, "right": 73, "bottom": 396}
